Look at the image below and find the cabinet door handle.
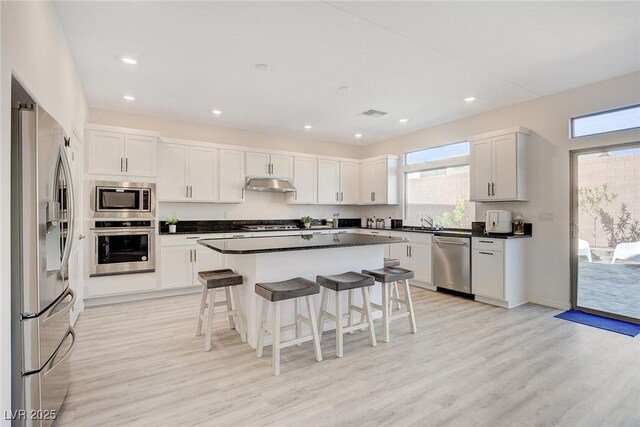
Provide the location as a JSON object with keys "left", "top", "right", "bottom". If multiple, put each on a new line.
{"left": 120, "top": 158, "right": 124, "bottom": 172}
{"left": 487, "top": 183, "right": 491, "bottom": 196}
{"left": 479, "top": 251, "right": 494, "bottom": 255}
{"left": 370, "top": 192, "right": 373, "bottom": 202}
{"left": 491, "top": 182, "right": 495, "bottom": 196}
{"left": 294, "top": 191, "right": 297, "bottom": 201}
{"left": 186, "top": 186, "right": 190, "bottom": 198}
{"left": 189, "top": 249, "right": 193, "bottom": 263}
{"left": 190, "top": 185, "right": 194, "bottom": 198}
{"left": 194, "top": 249, "right": 197, "bottom": 262}
{"left": 340, "top": 192, "right": 344, "bottom": 202}
{"left": 409, "top": 245, "right": 412, "bottom": 257}
{"left": 406, "top": 245, "right": 409, "bottom": 257}
{"left": 125, "top": 158, "right": 128, "bottom": 172}
{"left": 478, "top": 240, "right": 494, "bottom": 243}
{"left": 241, "top": 187, "right": 245, "bottom": 199}
{"left": 336, "top": 192, "right": 339, "bottom": 202}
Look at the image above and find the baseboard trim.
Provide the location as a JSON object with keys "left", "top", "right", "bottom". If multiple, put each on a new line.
{"left": 527, "top": 298, "right": 571, "bottom": 311}
{"left": 84, "top": 286, "right": 201, "bottom": 307}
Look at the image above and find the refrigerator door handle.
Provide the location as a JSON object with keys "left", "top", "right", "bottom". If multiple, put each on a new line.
{"left": 58, "top": 148, "right": 75, "bottom": 274}
{"left": 43, "top": 327, "right": 76, "bottom": 379}
{"left": 41, "top": 288, "right": 75, "bottom": 326}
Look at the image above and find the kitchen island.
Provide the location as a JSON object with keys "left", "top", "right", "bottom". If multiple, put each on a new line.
{"left": 198, "top": 233, "right": 406, "bottom": 347}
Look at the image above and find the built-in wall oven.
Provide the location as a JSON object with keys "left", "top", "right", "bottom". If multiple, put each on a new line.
{"left": 90, "top": 220, "right": 155, "bottom": 276}
{"left": 90, "top": 181, "right": 155, "bottom": 218}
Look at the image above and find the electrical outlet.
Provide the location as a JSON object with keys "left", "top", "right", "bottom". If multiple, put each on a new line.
{"left": 538, "top": 212, "right": 554, "bottom": 222}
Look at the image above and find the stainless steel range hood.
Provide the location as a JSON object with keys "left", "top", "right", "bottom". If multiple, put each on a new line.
{"left": 245, "top": 177, "right": 296, "bottom": 193}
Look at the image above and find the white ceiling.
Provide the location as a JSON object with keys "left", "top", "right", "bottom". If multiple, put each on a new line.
{"left": 55, "top": 1, "right": 640, "bottom": 145}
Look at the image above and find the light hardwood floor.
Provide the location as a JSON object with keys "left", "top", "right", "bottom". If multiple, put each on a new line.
{"left": 57, "top": 287, "right": 640, "bottom": 426}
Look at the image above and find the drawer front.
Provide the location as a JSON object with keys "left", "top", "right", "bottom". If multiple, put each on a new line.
{"left": 472, "top": 237, "right": 504, "bottom": 251}
{"left": 160, "top": 235, "right": 211, "bottom": 247}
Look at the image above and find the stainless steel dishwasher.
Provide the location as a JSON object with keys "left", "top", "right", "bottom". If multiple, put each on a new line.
{"left": 432, "top": 236, "right": 471, "bottom": 294}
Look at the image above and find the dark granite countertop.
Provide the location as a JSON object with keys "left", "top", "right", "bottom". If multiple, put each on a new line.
{"left": 198, "top": 234, "right": 407, "bottom": 254}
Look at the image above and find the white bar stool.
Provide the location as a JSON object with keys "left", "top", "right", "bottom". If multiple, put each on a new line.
{"left": 196, "top": 269, "right": 246, "bottom": 352}
{"left": 255, "top": 277, "right": 323, "bottom": 376}
{"left": 316, "top": 271, "right": 377, "bottom": 358}
{"left": 361, "top": 266, "right": 417, "bottom": 343}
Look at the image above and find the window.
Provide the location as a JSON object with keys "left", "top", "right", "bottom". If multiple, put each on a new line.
{"left": 571, "top": 104, "right": 640, "bottom": 138}
{"left": 404, "top": 140, "right": 475, "bottom": 228}
{"left": 405, "top": 141, "right": 469, "bottom": 165}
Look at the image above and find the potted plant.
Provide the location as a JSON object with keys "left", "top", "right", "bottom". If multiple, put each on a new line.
{"left": 165, "top": 217, "right": 179, "bottom": 234}
{"left": 301, "top": 216, "right": 313, "bottom": 229}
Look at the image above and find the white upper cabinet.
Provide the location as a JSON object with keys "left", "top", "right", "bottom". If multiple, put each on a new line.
{"left": 270, "top": 154, "right": 294, "bottom": 178}
{"left": 158, "top": 143, "right": 189, "bottom": 201}
{"left": 317, "top": 160, "right": 362, "bottom": 204}
{"left": 124, "top": 135, "right": 157, "bottom": 177}
{"left": 469, "top": 128, "right": 530, "bottom": 202}
{"left": 158, "top": 143, "right": 217, "bottom": 202}
{"left": 87, "top": 129, "right": 157, "bottom": 177}
{"left": 219, "top": 149, "right": 245, "bottom": 203}
{"left": 87, "top": 131, "right": 125, "bottom": 175}
{"left": 289, "top": 157, "right": 317, "bottom": 204}
{"left": 245, "top": 151, "right": 293, "bottom": 179}
{"left": 360, "top": 157, "right": 399, "bottom": 205}
{"left": 317, "top": 160, "right": 340, "bottom": 204}
{"left": 189, "top": 147, "right": 218, "bottom": 202}
{"left": 340, "top": 162, "right": 360, "bottom": 204}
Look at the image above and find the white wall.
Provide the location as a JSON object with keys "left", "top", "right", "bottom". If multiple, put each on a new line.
{"left": 0, "top": 2, "right": 88, "bottom": 422}
{"left": 361, "top": 72, "right": 640, "bottom": 309}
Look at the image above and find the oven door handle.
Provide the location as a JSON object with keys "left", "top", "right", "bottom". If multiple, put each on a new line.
{"left": 91, "top": 227, "right": 155, "bottom": 234}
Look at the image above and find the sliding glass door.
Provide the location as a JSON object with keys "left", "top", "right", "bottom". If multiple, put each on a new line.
{"left": 571, "top": 143, "right": 640, "bottom": 323}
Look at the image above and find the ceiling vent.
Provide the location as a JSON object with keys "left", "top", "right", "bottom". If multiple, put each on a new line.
{"left": 359, "top": 109, "right": 388, "bottom": 118}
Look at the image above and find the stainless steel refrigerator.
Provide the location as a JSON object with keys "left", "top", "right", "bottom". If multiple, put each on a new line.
{"left": 11, "top": 85, "right": 77, "bottom": 426}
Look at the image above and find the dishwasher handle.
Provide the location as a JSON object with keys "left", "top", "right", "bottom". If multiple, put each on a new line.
{"left": 435, "top": 240, "right": 467, "bottom": 246}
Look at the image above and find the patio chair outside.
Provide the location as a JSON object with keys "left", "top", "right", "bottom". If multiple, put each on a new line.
{"left": 578, "top": 239, "right": 592, "bottom": 262}
{"left": 611, "top": 241, "right": 640, "bottom": 264}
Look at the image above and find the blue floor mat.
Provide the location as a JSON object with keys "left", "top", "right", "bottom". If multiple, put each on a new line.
{"left": 555, "top": 310, "right": 640, "bottom": 337}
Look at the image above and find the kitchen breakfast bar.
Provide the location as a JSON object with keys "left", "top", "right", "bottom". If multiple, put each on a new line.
{"left": 198, "top": 233, "right": 408, "bottom": 349}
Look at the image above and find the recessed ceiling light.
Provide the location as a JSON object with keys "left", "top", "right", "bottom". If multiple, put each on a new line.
{"left": 304, "top": 125, "right": 312, "bottom": 129}
{"left": 355, "top": 133, "right": 363, "bottom": 138}
{"left": 120, "top": 57, "right": 138, "bottom": 65}
{"left": 399, "top": 118, "right": 409, "bottom": 123}
{"left": 212, "top": 110, "right": 222, "bottom": 115}
{"left": 123, "top": 95, "right": 135, "bottom": 101}
{"left": 254, "top": 63, "right": 270, "bottom": 71}
{"left": 338, "top": 85, "right": 351, "bottom": 91}
{"left": 464, "top": 97, "right": 476, "bottom": 102}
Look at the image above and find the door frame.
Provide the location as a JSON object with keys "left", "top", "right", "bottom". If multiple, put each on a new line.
{"left": 570, "top": 141, "right": 640, "bottom": 324}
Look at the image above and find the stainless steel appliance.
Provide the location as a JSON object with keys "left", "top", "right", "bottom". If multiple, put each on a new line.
{"left": 245, "top": 177, "right": 296, "bottom": 193}
{"left": 241, "top": 224, "right": 298, "bottom": 231}
{"left": 433, "top": 236, "right": 471, "bottom": 294}
{"left": 90, "top": 181, "right": 155, "bottom": 218}
{"left": 11, "top": 98, "right": 77, "bottom": 426}
{"left": 89, "top": 220, "right": 156, "bottom": 276}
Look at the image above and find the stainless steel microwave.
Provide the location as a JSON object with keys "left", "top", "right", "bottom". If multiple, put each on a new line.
{"left": 90, "top": 181, "right": 155, "bottom": 218}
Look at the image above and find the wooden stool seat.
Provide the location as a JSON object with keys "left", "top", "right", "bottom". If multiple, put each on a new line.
{"left": 316, "top": 271, "right": 374, "bottom": 292}
{"left": 196, "top": 269, "right": 246, "bottom": 352}
{"left": 198, "top": 269, "right": 243, "bottom": 288}
{"left": 384, "top": 258, "right": 401, "bottom": 268}
{"left": 316, "top": 271, "right": 376, "bottom": 358}
{"left": 255, "top": 277, "right": 319, "bottom": 302}
{"left": 255, "top": 278, "right": 322, "bottom": 376}
{"left": 361, "top": 266, "right": 415, "bottom": 283}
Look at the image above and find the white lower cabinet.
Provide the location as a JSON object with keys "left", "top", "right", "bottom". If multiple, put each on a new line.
{"left": 472, "top": 237, "right": 527, "bottom": 308}
{"left": 388, "top": 231, "right": 433, "bottom": 287}
{"left": 160, "top": 237, "right": 222, "bottom": 289}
